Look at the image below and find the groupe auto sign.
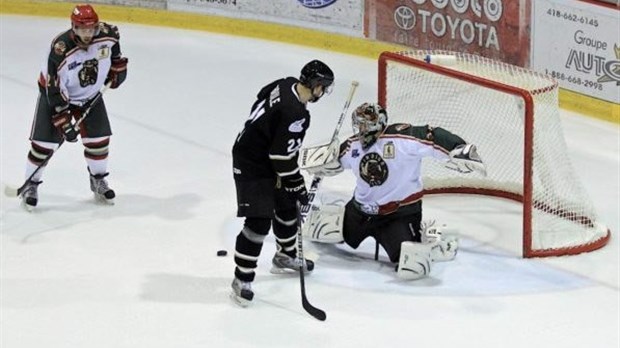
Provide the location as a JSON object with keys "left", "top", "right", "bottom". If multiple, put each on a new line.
{"left": 393, "top": 0, "right": 504, "bottom": 50}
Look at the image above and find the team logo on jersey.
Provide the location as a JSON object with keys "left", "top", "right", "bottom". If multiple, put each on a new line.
{"left": 97, "top": 45, "right": 110, "bottom": 60}
{"left": 78, "top": 58, "right": 99, "bottom": 87}
{"left": 288, "top": 119, "right": 306, "bottom": 133}
{"left": 383, "top": 142, "right": 395, "bottom": 159}
{"left": 53, "top": 41, "right": 66, "bottom": 55}
{"left": 359, "top": 152, "right": 388, "bottom": 187}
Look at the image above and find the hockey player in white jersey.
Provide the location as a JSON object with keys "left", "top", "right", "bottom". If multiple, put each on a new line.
{"left": 301, "top": 102, "right": 486, "bottom": 280}
{"left": 19, "top": 4, "right": 128, "bottom": 210}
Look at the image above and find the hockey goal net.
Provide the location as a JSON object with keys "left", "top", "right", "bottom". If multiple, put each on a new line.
{"left": 378, "top": 50, "right": 610, "bottom": 257}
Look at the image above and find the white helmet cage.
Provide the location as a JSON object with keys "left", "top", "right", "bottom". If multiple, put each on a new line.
{"left": 352, "top": 103, "right": 388, "bottom": 148}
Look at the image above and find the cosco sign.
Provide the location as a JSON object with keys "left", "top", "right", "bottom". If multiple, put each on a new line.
{"left": 297, "top": 0, "right": 337, "bottom": 8}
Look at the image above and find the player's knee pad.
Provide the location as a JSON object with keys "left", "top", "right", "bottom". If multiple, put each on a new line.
{"left": 244, "top": 217, "right": 271, "bottom": 237}
{"left": 302, "top": 203, "right": 344, "bottom": 243}
{"left": 396, "top": 241, "right": 432, "bottom": 280}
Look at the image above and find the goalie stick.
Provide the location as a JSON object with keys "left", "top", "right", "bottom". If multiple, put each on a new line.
{"left": 295, "top": 80, "right": 359, "bottom": 321}
{"left": 3, "top": 82, "right": 111, "bottom": 198}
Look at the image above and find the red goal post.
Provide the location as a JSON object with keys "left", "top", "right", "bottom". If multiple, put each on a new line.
{"left": 378, "top": 50, "right": 610, "bottom": 257}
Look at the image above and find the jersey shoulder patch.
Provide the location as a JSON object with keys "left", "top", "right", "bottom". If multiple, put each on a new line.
{"left": 50, "top": 31, "right": 75, "bottom": 58}
{"left": 384, "top": 123, "right": 428, "bottom": 140}
{"left": 98, "top": 22, "right": 121, "bottom": 40}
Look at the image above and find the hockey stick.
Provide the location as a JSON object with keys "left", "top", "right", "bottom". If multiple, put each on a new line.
{"left": 4, "top": 83, "right": 111, "bottom": 198}
{"left": 298, "top": 80, "right": 359, "bottom": 223}
{"left": 296, "top": 199, "right": 326, "bottom": 321}
{"left": 294, "top": 81, "right": 359, "bottom": 321}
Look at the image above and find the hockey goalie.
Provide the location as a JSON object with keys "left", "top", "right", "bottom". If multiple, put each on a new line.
{"left": 300, "top": 102, "right": 486, "bottom": 280}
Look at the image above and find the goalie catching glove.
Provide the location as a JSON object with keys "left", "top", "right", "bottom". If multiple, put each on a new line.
{"left": 299, "top": 139, "right": 343, "bottom": 177}
{"left": 445, "top": 143, "right": 487, "bottom": 176}
{"left": 52, "top": 105, "right": 81, "bottom": 142}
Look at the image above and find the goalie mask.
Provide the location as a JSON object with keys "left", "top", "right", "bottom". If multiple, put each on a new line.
{"left": 352, "top": 103, "right": 388, "bottom": 149}
{"left": 300, "top": 60, "right": 334, "bottom": 103}
{"left": 71, "top": 4, "right": 100, "bottom": 48}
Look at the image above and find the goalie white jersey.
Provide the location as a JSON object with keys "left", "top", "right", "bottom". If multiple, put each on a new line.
{"left": 338, "top": 123, "right": 466, "bottom": 215}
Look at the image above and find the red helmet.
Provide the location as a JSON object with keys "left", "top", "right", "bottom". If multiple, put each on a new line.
{"left": 71, "top": 4, "right": 99, "bottom": 47}
{"left": 71, "top": 4, "right": 99, "bottom": 27}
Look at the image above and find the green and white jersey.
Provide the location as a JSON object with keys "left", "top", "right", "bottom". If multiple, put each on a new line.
{"left": 338, "top": 123, "right": 466, "bottom": 212}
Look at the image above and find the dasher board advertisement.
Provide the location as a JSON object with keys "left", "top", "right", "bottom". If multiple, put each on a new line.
{"left": 532, "top": 0, "right": 619, "bottom": 104}
{"left": 365, "top": 0, "right": 531, "bottom": 67}
{"left": 167, "top": 0, "right": 364, "bottom": 37}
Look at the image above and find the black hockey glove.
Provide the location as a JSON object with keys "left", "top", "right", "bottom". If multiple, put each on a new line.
{"left": 282, "top": 175, "right": 309, "bottom": 205}
{"left": 106, "top": 57, "right": 128, "bottom": 89}
{"left": 52, "top": 107, "right": 80, "bottom": 142}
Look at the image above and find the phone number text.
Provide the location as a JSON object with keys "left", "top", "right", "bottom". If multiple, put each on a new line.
{"left": 546, "top": 8, "right": 599, "bottom": 28}
{"left": 545, "top": 69, "right": 603, "bottom": 90}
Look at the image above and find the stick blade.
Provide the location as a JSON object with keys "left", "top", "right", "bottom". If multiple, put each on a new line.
{"left": 3, "top": 183, "right": 19, "bottom": 197}
{"left": 302, "top": 296, "right": 327, "bottom": 321}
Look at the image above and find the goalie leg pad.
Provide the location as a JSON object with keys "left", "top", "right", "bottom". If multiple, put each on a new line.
{"left": 302, "top": 204, "right": 344, "bottom": 243}
{"left": 396, "top": 241, "right": 432, "bottom": 280}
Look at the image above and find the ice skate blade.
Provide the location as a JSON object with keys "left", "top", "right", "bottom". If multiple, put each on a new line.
{"left": 229, "top": 291, "right": 251, "bottom": 307}
{"left": 21, "top": 201, "right": 35, "bottom": 212}
{"left": 270, "top": 266, "right": 298, "bottom": 275}
{"left": 94, "top": 194, "right": 115, "bottom": 205}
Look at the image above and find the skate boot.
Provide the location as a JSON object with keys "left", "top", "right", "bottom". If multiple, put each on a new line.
{"left": 270, "top": 251, "right": 314, "bottom": 274}
{"left": 89, "top": 172, "right": 115, "bottom": 204}
{"left": 430, "top": 235, "right": 458, "bottom": 262}
{"left": 20, "top": 180, "right": 42, "bottom": 212}
{"left": 230, "top": 278, "right": 254, "bottom": 307}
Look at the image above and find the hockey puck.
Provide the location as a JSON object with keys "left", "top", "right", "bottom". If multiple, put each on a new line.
{"left": 217, "top": 250, "right": 228, "bottom": 257}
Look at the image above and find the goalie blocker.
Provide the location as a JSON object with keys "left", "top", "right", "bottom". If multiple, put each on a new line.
{"left": 302, "top": 202, "right": 459, "bottom": 280}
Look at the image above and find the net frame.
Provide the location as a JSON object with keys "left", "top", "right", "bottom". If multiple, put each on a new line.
{"left": 378, "top": 51, "right": 610, "bottom": 257}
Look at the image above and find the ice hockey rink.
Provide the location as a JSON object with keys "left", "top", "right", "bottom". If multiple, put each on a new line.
{"left": 1, "top": 14, "right": 618, "bottom": 348}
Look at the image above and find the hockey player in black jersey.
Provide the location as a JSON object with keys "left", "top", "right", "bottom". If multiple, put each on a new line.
{"left": 230, "top": 60, "right": 334, "bottom": 306}
{"left": 18, "top": 4, "right": 128, "bottom": 210}
{"left": 300, "top": 102, "right": 486, "bottom": 280}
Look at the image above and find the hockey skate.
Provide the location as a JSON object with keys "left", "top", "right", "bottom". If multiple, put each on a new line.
{"left": 430, "top": 235, "right": 458, "bottom": 262}
{"left": 230, "top": 278, "right": 254, "bottom": 307}
{"left": 270, "top": 251, "right": 314, "bottom": 274}
{"left": 20, "top": 180, "right": 42, "bottom": 212}
{"left": 89, "top": 172, "right": 115, "bottom": 204}
{"left": 421, "top": 220, "right": 459, "bottom": 262}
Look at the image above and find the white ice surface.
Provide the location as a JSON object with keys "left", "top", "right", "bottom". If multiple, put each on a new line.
{"left": 1, "top": 15, "right": 619, "bottom": 348}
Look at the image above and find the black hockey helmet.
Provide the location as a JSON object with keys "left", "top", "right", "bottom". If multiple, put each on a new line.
{"left": 300, "top": 60, "right": 335, "bottom": 91}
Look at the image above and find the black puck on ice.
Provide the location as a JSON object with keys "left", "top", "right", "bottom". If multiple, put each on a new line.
{"left": 217, "top": 250, "right": 228, "bottom": 257}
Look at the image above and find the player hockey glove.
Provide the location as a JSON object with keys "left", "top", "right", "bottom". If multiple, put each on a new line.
{"left": 282, "top": 175, "right": 309, "bottom": 205}
{"left": 106, "top": 57, "right": 128, "bottom": 89}
{"left": 52, "top": 106, "right": 80, "bottom": 142}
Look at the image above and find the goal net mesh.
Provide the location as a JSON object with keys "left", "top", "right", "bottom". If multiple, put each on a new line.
{"left": 379, "top": 50, "right": 609, "bottom": 257}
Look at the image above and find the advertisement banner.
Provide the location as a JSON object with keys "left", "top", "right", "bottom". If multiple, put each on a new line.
{"left": 532, "top": 0, "right": 619, "bottom": 104}
{"left": 365, "top": 0, "right": 531, "bottom": 67}
{"left": 167, "top": 0, "right": 364, "bottom": 36}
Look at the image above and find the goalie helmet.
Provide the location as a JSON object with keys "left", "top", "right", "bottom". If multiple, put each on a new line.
{"left": 71, "top": 4, "right": 100, "bottom": 48}
{"left": 300, "top": 60, "right": 334, "bottom": 102}
{"left": 352, "top": 103, "right": 388, "bottom": 149}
